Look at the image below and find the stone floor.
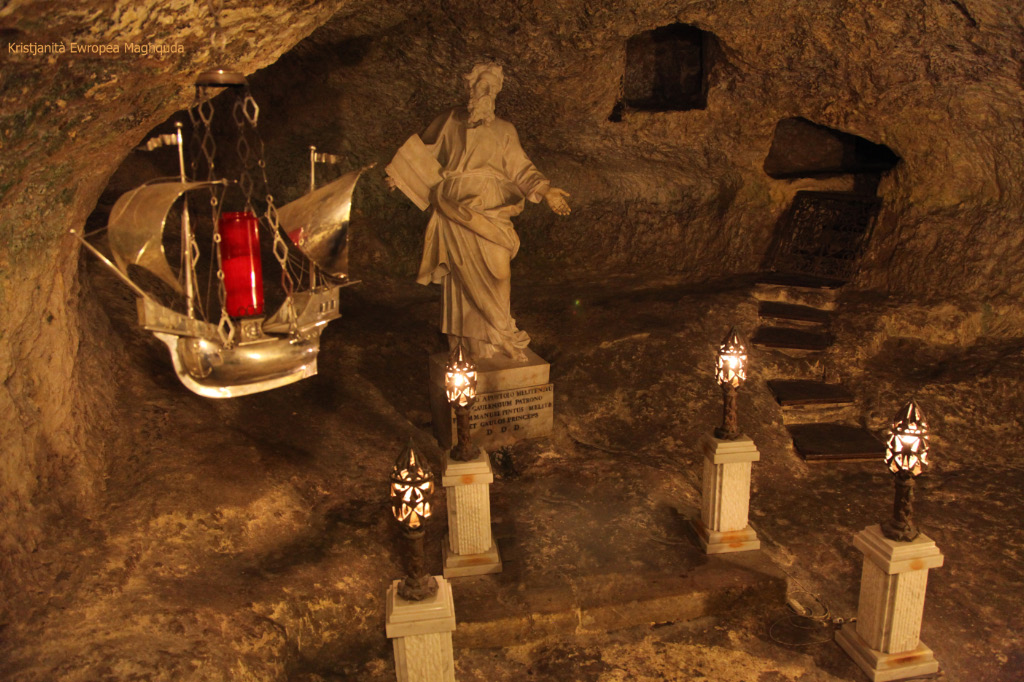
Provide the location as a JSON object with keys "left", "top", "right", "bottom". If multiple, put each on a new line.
{"left": 1, "top": 269, "right": 1022, "bottom": 681}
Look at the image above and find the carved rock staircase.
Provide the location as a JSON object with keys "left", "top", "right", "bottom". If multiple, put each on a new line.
{"left": 752, "top": 273, "right": 884, "bottom": 461}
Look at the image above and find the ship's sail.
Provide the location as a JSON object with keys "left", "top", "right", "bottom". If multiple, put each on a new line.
{"left": 107, "top": 180, "right": 224, "bottom": 293}
{"left": 277, "top": 167, "right": 369, "bottom": 279}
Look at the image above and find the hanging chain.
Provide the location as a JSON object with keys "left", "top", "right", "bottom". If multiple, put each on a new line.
{"left": 185, "top": 72, "right": 308, "bottom": 342}
{"left": 231, "top": 87, "right": 298, "bottom": 300}
{"left": 189, "top": 85, "right": 234, "bottom": 345}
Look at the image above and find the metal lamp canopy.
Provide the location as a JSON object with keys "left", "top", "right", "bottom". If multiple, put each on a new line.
{"left": 885, "top": 400, "right": 930, "bottom": 477}
{"left": 880, "top": 399, "right": 931, "bottom": 542}
{"left": 389, "top": 443, "right": 435, "bottom": 531}
{"left": 444, "top": 343, "right": 478, "bottom": 408}
{"left": 716, "top": 328, "right": 747, "bottom": 388}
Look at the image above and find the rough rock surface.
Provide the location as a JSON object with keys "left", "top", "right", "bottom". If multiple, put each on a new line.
{"left": 2, "top": 271, "right": 1022, "bottom": 680}
{"left": 1, "top": 0, "right": 1023, "bottom": 679}
{"left": 3, "top": 0, "right": 1022, "bottom": 563}
{"left": 0, "top": 0, "right": 353, "bottom": 560}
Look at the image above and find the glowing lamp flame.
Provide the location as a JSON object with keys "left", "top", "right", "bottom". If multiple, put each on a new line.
{"left": 716, "top": 328, "right": 747, "bottom": 388}
{"left": 885, "top": 400, "right": 930, "bottom": 477}
{"left": 389, "top": 443, "right": 434, "bottom": 530}
{"left": 444, "top": 343, "right": 478, "bottom": 407}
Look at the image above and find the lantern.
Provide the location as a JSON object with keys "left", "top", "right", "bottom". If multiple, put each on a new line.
{"left": 388, "top": 442, "right": 438, "bottom": 601}
{"left": 716, "top": 328, "right": 747, "bottom": 388}
{"left": 714, "top": 328, "right": 747, "bottom": 440}
{"left": 389, "top": 443, "right": 435, "bottom": 531}
{"left": 445, "top": 343, "right": 479, "bottom": 461}
{"left": 444, "top": 343, "right": 478, "bottom": 407}
{"left": 881, "top": 400, "right": 930, "bottom": 542}
{"left": 885, "top": 400, "right": 929, "bottom": 477}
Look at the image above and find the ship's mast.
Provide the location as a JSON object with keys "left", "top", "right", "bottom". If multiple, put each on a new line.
{"left": 175, "top": 122, "right": 197, "bottom": 319}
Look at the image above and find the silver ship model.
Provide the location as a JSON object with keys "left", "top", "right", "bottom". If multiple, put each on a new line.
{"left": 75, "top": 70, "right": 370, "bottom": 398}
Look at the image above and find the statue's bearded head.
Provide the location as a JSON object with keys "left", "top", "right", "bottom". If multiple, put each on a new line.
{"left": 465, "top": 62, "right": 503, "bottom": 126}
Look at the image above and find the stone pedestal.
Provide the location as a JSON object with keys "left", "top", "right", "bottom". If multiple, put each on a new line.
{"left": 385, "top": 576, "right": 457, "bottom": 682}
{"left": 836, "top": 525, "right": 944, "bottom": 682}
{"left": 442, "top": 447, "right": 501, "bottom": 577}
{"left": 429, "top": 349, "right": 553, "bottom": 450}
{"left": 688, "top": 434, "right": 760, "bottom": 554}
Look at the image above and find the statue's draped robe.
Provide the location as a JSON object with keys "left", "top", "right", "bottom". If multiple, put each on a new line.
{"left": 415, "top": 108, "right": 550, "bottom": 359}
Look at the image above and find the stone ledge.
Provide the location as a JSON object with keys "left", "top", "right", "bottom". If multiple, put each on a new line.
{"left": 449, "top": 553, "right": 785, "bottom": 649}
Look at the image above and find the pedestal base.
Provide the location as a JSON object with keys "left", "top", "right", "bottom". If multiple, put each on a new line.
{"left": 692, "top": 433, "right": 760, "bottom": 555}
{"left": 836, "top": 622, "right": 938, "bottom": 682}
{"left": 443, "top": 535, "right": 502, "bottom": 577}
{"left": 688, "top": 517, "right": 761, "bottom": 554}
{"left": 852, "top": 526, "right": 944, "bottom": 654}
{"left": 430, "top": 349, "right": 553, "bottom": 449}
{"left": 443, "top": 448, "right": 501, "bottom": 577}
{"left": 385, "top": 577, "right": 456, "bottom": 682}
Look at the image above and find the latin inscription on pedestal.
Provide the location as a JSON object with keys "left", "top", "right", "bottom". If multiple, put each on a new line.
{"left": 456, "top": 384, "right": 553, "bottom": 446}
{"left": 429, "top": 350, "right": 554, "bottom": 450}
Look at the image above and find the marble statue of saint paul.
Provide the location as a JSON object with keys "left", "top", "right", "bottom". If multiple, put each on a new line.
{"left": 386, "top": 62, "right": 570, "bottom": 361}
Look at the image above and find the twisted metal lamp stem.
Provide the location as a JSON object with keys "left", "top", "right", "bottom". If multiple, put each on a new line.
{"left": 398, "top": 528, "right": 438, "bottom": 601}
{"left": 881, "top": 473, "right": 919, "bottom": 542}
{"left": 714, "top": 383, "right": 740, "bottom": 440}
{"left": 451, "top": 403, "right": 475, "bottom": 461}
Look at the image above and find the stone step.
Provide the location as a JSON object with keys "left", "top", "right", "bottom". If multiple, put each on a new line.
{"left": 758, "top": 272, "right": 847, "bottom": 289}
{"left": 448, "top": 456, "right": 787, "bottom": 650}
{"left": 752, "top": 326, "right": 832, "bottom": 351}
{"left": 752, "top": 348, "right": 827, "bottom": 382}
{"left": 751, "top": 274, "right": 841, "bottom": 311}
{"left": 780, "top": 403, "right": 860, "bottom": 426}
{"left": 787, "top": 423, "right": 885, "bottom": 462}
{"left": 758, "top": 301, "right": 832, "bottom": 329}
{"left": 768, "top": 380, "right": 853, "bottom": 406}
{"left": 451, "top": 552, "right": 786, "bottom": 649}
{"left": 768, "top": 380, "right": 858, "bottom": 425}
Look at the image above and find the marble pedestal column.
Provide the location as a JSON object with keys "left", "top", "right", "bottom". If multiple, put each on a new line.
{"left": 385, "top": 577, "right": 457, "bottom": 682}
{"left": 836, "top": 525, "right": 944, "bottom": 682}
{"left": 689, "top": 434, "right": 761, "bottom": 554}
{"left": 442, "top": 447, "right": 501, "bottom": 577}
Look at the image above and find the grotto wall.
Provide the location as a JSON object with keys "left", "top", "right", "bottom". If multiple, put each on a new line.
{"left": 1, "top": 0, "right": 1022, "bottom": 577}
{"left": 0, "top": 0, "right": 355, "bottom": 563}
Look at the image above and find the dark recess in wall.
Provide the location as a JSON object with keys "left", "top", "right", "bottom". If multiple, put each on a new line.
{"left": 763, "top": 117, "right": 900, "bottom": 180}
{"left": 611, "top": 23, "right": 713, "bottom": 120}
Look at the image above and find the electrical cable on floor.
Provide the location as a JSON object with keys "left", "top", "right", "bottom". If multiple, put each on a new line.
{"left": 767, "top": 589, "right": 851, "bottom": 647}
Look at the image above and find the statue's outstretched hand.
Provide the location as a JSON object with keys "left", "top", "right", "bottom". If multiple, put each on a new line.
{"left": 384, "top": 174, "right": 397, "bottom": 191}
{"left": 545, "top": 187, "right": 571, "bottom": 216}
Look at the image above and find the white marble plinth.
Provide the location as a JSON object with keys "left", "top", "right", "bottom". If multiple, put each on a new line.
{"left": 689, "top": 517, "right": 761, "bottom": 554}
{"left": 836, "top": 622, "right": 938, "bottom": 682}
{"left": 430, "top": 350, "right": 553, "bottom": 449}
{"left": 835, "top": 525, "right": 944, "bottom": 681}
{"left": 443, "top": 535, "right": 502, "bottom": 577}
{"left": 690, "top": 434, "right": 760, "bottom": 554}
{"left": 442, "top": 448, "right": 501, "bottom": 577}
{"left": 385, "top": 577, "right": 456, "bottom": 682}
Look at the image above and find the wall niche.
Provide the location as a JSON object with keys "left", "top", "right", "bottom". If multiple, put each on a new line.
{"left": 613, "top": 23, "right": 714, "bottom": 119}
{"left": 764, "top": 117, "right": 900, "bottom": 180}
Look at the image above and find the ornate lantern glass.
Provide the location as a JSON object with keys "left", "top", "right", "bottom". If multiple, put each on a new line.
{"left": 885, "top": 400, "right": 929, "bottom": 477}
{"left": 444, "top": 343, "right": 478, "bottom": 408}
{"left": 716, "top": 329, "right": 747, "bottom": 388}
{"left": 389, "top": 443, "right": 434, "bottom": 531}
